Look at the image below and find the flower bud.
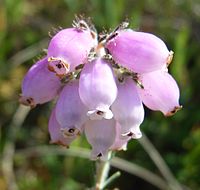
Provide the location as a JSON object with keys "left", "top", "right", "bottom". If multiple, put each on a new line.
{"left": 47, "top": 28, "right": 97, "bottom": 77}
{"left": 48, "top": 108, "right": 76, "bottom": 147}
{"left": 79, "top": 58, "right": 117, "bottom": 120}
{"left": 55, "top": 80, "right": 88, "bottom": 137}
{"left": 137, "top": 70, "right": 181, "bottom": 116}
{"left": 112, "top": 78, "right": 144, "bottom": 138}
{"left": 106, "top": 29, "right": 173, "bottom": 73}
{"left": 84, "top": 118, "right": 116, "bottom": 160}
{"left": 19, "top": 57, "right": 62, "bottom": 108}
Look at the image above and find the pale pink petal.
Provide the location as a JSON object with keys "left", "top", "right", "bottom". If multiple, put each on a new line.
{"left": 137, "top": 70, "right": 181, "bottom": 116}
{"left": 47, "top": 28, "right": 97, "bottom": 77}
{"left": 55, "top": 80, "right": 88, "bottom": 137}
{"left": 110, "top": 122, "right": 131, "bottom": 151}
{"left": 112, "top": 78, "right": 144, "bottom": 138}
{"left": 79, "top": 58, "right": 117, "bottom": 120}
{"left": 106, "top": 29, "right": 172, "bottom": 73}
{"left": 48, "top": 108, "right": 76, "bottom": 147}
{"left": 84, "top": 119, "right": 116, "bottom": 160}
{"left": 19, "top": 57, "right": 62, "bottom": 107}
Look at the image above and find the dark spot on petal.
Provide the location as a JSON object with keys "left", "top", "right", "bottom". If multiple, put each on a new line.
{"left": 97, "top": 153, "right": 102, "bottom": 157}
{"left": 56, "top": 63, "right": 62, "bottom": 69}
{"left": 171, "top": 109, "right": 176, "bottom": 114}
{"left": 26, "top": 97, "right": 34, "bottom": 105}
{"left": 26, "top": 98, "right": 32, "bottom": 104}
{"left": 127, "top": 132, "right": 133, "bottom": 137}
{"left": 68, "top": 128, "right": 75, "bottom": 133}
{"left": 96, "top": 111, "right": 104, "bottom": 115}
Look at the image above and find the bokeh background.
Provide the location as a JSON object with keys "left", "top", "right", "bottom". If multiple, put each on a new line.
{"left": 0, "top": 0, "right": 200, "bottom": 189}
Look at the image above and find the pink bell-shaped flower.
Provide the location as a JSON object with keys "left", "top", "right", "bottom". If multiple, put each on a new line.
{"left": 55, "top": 80, "right": 88, "bottom": 137}
{"left": 84, "top": 118, "right": 116, "bottom": 160}
{"left": 110, "top": 122, "right": 131, "bottom": 151}
{"left": 47, "top": 26, "right": 97, "bottom": 78}
{"left": 106, "top": 29, "right": 173, "bottom": 73}
{"left": 48, "top": 108, "right": 76, "bottom": 148}
{"left": 137, "top": 70, "right": 181, "bottom": 116}
{"left": 19, "top": 57, "right": 62, "bottom": 108}
{"left": 79, "top": 58, "right": 117, "bottom": 120}
{"left": 112, "top": 78, "right": 144, "bottom": 138}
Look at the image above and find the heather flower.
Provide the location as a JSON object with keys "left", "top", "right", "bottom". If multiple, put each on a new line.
{"left": 84, "top": 118, "right": 116, "bottom": 160}
{"left": 110, "top": 122, "right": 131, "bottom": 151}
{"left": 47, "top": 21, "right": 97, "bottom": 78}
{"left": 19, "top": 17, "right": 181, "bottom": 160}
{"left": 19, "top": 57, "right": 62, "bottom": 108}
{"left": 137, "top": 69, "right": 182, "bottom": 116}
{"left": 55, "top": 80, "right": 88, "bottom": 137}
{"left": 48, "top": 108, "right": 76, "bottom": 147}
{"left": 79, "top": 58, "right": 117, "bottom": 120}
{"left": 112, "top": 78, "right": 144, "bottom": 139}
{"left": 105, "top": 29, "right": 173, "bottom": 73}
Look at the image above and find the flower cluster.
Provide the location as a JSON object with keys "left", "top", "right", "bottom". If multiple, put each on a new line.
{"left": 20, "top": 17, "right": 181, "bottom": 160}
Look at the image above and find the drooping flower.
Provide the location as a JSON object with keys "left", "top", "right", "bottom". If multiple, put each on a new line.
{"left": 105, "top": 29, "right": 173, "bottom": 73}
{"left": 112, "top": 78, "right": 144, "bottom": 138}
{"left": 79, "top": 58, "right": 117, "bottom": 120}
{"left": 137, "top": 70, "right": 181, "bottom": 116}
{"left": 110, "top": 122, "right": 131, "bottom": 151}
{"left": 84, "top": 118, "right": 116, "bottom": 160}
{"left": 55, "top": 80, "right": 88, "bottom": 137}
{"left": 19, "top": 57, "right": 62, "bottom": 108}
{"left": 48, "top": 108, "right": 77, "bottom": 147}
{"left": 47, "top": 22, "right": 97, "bottom": 77}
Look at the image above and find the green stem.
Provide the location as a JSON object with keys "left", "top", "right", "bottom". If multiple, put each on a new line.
{"left": 95, "top": 152, "right": 112, "bottom": 190}
{"left": 102, "top": 171, "right": 121, "bottom": 189}
{"left": 138, "top": 134, "right": 183, "bottom": 190}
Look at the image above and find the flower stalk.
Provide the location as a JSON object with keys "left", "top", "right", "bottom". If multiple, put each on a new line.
{"left": 95, "top": 151, "right": 112, "bottom": 190}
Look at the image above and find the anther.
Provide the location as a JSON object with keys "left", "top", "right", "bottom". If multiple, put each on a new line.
{"left": 19, "top": 95, "right": 36, "bottom": 108}
{"left": 96, "top": 111, "right": 104, "bottom": 115}
{"left": 68, "top": 128, "right": 75, "bottom": 133}
{"left": 167, "top": 51, "right": 174, "bottom": 66}
{"left": 56, "top": 63, "right": 62, "bottom": 69}
{"left": 61, "top": 127, "right": 79, "bottom": 137}
{"left": 127, "top": 132, "right": 133, "bottom": 137}
{"left": 97, "top": 153, "right": 102, "bottom": 157}
{"left": 26, "top": 98, "right": 32, "bottom": 104}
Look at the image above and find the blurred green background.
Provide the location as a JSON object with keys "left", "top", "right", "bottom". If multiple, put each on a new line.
{"left": 0, "top": 0, "right": 200, "bottom": 189}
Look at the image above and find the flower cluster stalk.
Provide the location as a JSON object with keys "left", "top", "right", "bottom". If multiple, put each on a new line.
{"left": 95, "top": 152, "right": 112, "bottom": 190}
